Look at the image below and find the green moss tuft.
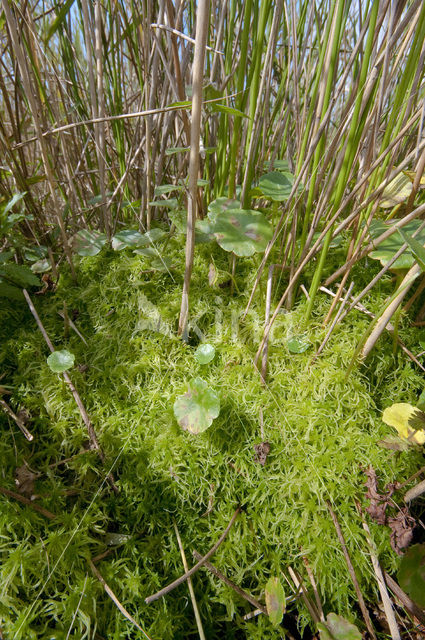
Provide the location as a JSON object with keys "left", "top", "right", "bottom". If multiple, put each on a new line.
{"left": 1, "top": 244, "right": 424, "bottom": 638}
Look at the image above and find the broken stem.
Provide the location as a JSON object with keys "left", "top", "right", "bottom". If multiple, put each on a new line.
{"left": 23, "top": 290, "right": 118, "bottom": 493}
{"left": 145, "top": 506, "right": 241, "bottom": 604}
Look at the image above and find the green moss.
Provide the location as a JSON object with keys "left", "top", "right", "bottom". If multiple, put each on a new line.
{"left": 0, "top": 244, "right": 424, "bottom": 639}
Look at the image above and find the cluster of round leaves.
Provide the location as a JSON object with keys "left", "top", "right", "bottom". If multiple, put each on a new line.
{"left": 72, "top": 227, "right": 172, "bottom": 271}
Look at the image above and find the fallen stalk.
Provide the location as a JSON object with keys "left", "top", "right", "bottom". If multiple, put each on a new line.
{"left": 145, "top": 506, "right": 241, "bottom": 604}
{"left": 175, "top": 524, "right": 206, "bottom": 640}
{"left": 0, "top": 485, "right": 56, "bottom": 520}
{"left": 23, "top": 290, "right": 118, "bottom": 493}
{"left": 384, "top": 572, "right": 425, "bottom": 627}
{"left": 357, "top": 502, "right": 401, "bottom": 640}
{"left": 0, "top": 398, "right": 33, "bottom": 441}
{"left": 327, "top": 502, "right": 376, "bottom": 639}
{"left": 319, "top": 286, "right": 425, "bottom": 373}
{"left": 88, "top": 559, "right": 153, "bottom": 640}
{"left": 192, "top": 550, "right": 267, "bottom": 614}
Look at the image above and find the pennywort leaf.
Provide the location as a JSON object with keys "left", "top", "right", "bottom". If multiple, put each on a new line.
{"left": 47, "top": 350, "right": 75, "bottom": 373}
{"left": 173, "top": 377, "right": 220, "bottom": 434}
{"left": 194, "top": 344, "right": 215, "bottom": 364}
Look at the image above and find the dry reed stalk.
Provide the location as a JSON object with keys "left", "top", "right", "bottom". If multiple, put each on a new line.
{"left": 178, "top": 0, "right": 210, "bottom": 338}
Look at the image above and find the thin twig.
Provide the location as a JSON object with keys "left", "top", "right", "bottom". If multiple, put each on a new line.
{"left": 261, "top": 264, "right": 287, "bottom": 381}
{"left": 88, "top": 559, "right": 153, "bottom": 640}
{"left": 301, "top": 556, "right": 325, "bottom": 623}
{"left": 192, "top": 550, "right": 267, "bottom": 614}
{"left": 287, "top": 566, "right": 320, "bottom": 624}
{"left": 327, "top": 502, "right": 376, "bottom": 639}
{"left": 398, "top": 464, "right": 425, "bottom": 490}
{"left": 259, "top": 408, "right": 264, "bottom": 440}
{"left": 0, "top": 398, "right": 33, "bottom": 441}
{"left": 12, "top": 93, "right": 242, "bottom": 149}
{"left": 0, "top": 485, "right": 56, "bottom": 520}
{"left": 319, "top": 286, "right": 425, "bottom": 372}
{"left": 243, "top": 608, "right": 263, "bottom": 620}
{"left": 23, "top": 290, "right": 118, "bottom": 493}
{"left": 384, "top": 572, "right": 425, "bottom": 627}
{"left": 145, "top": 506, "right": 241, "bottom": 604}
{"left": 58, "top": 311, "right": 88, "bottom": 345}
{"left": 357, "top": 502, "right": 401, "bottom": 640}
{"left": 174, "top": 524, "right": 206, "bottom": 640}
{"left": 310, "top": 282, "right": 354, "bottom": 365}
{"left": 151, "top": 23, "right": 223, "bottom": 54}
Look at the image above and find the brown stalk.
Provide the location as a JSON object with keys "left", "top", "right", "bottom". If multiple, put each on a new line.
{"left": 319, "top": 286, "right": 425, "bottom": 373}
{"left": 0, "top": 397, "right": 33, "bottom": 441}
{"left": 404, "top": 479, "right": 425, "bottom": 503}
{"left": 178, "top": 0, "right": 210, "bottom": 338}
{"left": 174, "top": 524, "right": 206, "bottom": 640}
{"left": 88, "top": 559, "right": 153, "bottom": 640}
{"left": 287, "top": 566, "right": 320, "bottom": 624}
{"left": 310, "top": 282, "right": 354, "bottom": 366}
{"left": 357, "top": 502, "right": 401, "bottom": 640}
{"left": 384, "top": 572, "right": 425, "bottom": 627}
{"left": 327, "top": 502, "right": 377, "bottom": 639}
{"left": 0, "top": 485, "right": 56, "bottom": 520}
{"left": 145, "top": 506, "right": 241, "bottom": 604}
{"left": 22, "top": 290, "right": 118, "bottom": 493}
{"left": 94, "top": 1, "right": 108, "bottom": 236}
{"left": 192, "top": 550, "right": 267, "bottom": 614}
{"left": 1, "top": 0, "right": 76, "bottom": 279}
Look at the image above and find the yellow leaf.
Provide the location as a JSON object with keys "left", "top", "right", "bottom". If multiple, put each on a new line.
{"left": 403, "top": 170, "right": 425, "bottom": 186}
{"left": 379, "top": 173, "right": 413, "bottom": 209}
{"left": 382, "top": 403, "right": 425, "bottom": 445}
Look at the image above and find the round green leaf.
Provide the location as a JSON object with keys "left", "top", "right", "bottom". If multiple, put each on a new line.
{"left": 286, "top": 337, "right": 310, "bottom": 354}
{"left": 173, "top": 377, "right": 220, "bottom": 434}
{"left": 398, "top": 544, "right": 425, "bottom": 607}
{"left": 258, "top": 171, "right": 293, "bottom": 201}
{"left": 213, "top": 209, "right": 273, "bottom": 257}
{"left": 194, "top": 343, "right": 215, "bottom": 364}
{"left": 47, "top": 350, "right": 75, "bottom": 373}
{"left": 73, "top": 230, "right": 107, "bottom": 256}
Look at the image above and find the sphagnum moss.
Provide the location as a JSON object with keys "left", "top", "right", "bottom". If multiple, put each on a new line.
{"left": 1, "top": 247, "right": 424, "bottom": 639}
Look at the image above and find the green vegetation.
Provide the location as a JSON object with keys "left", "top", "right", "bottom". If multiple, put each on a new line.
{"left": 1, "top": 0, "right": 425, "bottom": 637}
{"left": 1, "top": 245, "right": 425, "bottom": 638}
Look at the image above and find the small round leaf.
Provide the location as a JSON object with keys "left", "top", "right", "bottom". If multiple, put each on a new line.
{"left": 47, "top": 350, "right": 75, "bottom": 373}
{"left": 286, "top": 337, "right": 310, "bottom": 354}
{"left": 173, "top": 377, "right": 220, "bottom": 434}
{"left": 195, "top": 343, "right": 215, "bottom": 364}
